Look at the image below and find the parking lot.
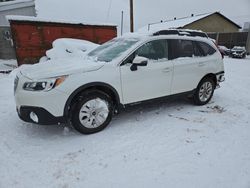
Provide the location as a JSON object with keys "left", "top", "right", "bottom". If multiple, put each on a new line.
{"left": 0, "top": 57, "right": 250, "bottom": 188}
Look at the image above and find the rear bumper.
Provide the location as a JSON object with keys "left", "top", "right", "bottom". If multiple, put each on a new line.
{"left": 231, "top": 53, "right": 246, "bottom": 58}
{"left": 215, "top": 71, "right": 225, "bottom": 89}
{"left": 17, "top": 106, "right": 66, "bottom": 125}
{"left": 216, "top": 71, "right": 225, "bottom": 83}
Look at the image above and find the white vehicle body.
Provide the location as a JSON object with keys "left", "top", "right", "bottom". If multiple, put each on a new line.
{"left": 14, "top": 30, "right": 225, "bottom": 134}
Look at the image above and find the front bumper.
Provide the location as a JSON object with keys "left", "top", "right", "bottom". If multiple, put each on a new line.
{"left": 231, "top": 53, "right": 245, "bottom": 58}
{"left": 17, "top": 106, "right": 66, "bottom": 125}
{"left": 15, "top": 73, "right": 70, "bottom": 118}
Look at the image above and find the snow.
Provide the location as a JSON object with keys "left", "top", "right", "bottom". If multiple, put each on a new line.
{"left": 139, "top": 13, "right": 212, "bottom": 33}
{"left": 44, "top": 38, "right": 99, "bottom": 61}
{"left": 219, "top": 45, "right": 230, "bottom": 51}
{"left": 20, "top": 58, "right": 105, "bottom": 80}
{"left": 0, "top": 0, "right": 33, "bottom": 7}
{"left": 6, "top": 15, "right": 117, "bottom": 27}
{"left": 0, "top": 59, "right": 17, "bottom": 73}
{"left": 1, "top": 57, "right": 250, "bottom": 187}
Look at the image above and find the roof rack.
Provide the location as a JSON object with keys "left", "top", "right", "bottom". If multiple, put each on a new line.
{"left": 153, "top": 29, "right": 208, "bottom": 38}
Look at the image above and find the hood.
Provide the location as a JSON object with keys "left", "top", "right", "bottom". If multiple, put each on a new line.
{"left": 20, "top": 57, "right": 105, "bottom": 80}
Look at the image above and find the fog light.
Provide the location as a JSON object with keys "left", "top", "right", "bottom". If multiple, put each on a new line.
{"left": 30, "top": 112, "right": 39, "bottom": 123}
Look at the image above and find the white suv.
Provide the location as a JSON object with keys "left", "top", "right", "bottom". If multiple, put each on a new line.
{"left": 14, "top": 29, "right": 225, "bottom": 134}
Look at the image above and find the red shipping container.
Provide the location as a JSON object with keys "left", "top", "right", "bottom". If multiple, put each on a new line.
{"left": 9, "top": 17, "right": 117, "bottom": 66}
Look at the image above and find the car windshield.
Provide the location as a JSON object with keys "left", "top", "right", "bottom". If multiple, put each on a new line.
{"left": 87, "top": 38, "right": 139, "bottom": 62}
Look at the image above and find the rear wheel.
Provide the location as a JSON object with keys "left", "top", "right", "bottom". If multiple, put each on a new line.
{"left": 71, "top": 90, "right": 113, "bottom": 134}
{"left": 193, "top": 77, "right": 215, "bottom": 105}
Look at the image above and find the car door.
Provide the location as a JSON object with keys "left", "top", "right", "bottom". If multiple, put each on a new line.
{"left": 196, "top": 41, "right": 219, "bottom": 73}
{"left": 120, "top": 39, "right": 173, "bottom": 104}
{"left": 170, "top": 39, "right": 205, "bottom": 94}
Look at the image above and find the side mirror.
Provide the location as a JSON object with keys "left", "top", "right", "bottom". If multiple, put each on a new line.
{"left": 130, "top": 56, "right": 148, "bottom": 71}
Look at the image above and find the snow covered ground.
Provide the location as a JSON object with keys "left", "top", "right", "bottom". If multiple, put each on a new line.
{"left": 0, "top": 57, "right": 250, "bottom": 188}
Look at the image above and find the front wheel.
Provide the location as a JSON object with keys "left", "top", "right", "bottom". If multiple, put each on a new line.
{"left": 193, "top": 78, "right": 215, "bottom": 105}
{"left": 71, "top": 90, "right": 113, "bottom": 134}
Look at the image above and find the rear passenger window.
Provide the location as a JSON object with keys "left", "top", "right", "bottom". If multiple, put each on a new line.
{"left": 169, "top": 39, "right": 194, "bottom": 59}
{"left": 198, "top": 42, "right": 216, "bottom": 56}
{"left": 193, "top": 42, "right": 204, "bottom": 57}
{"left": 180, "top": 40, "right": 194, "bottom": 57}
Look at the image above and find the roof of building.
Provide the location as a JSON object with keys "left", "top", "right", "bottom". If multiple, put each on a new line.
{"left": 0, "top": 0, "right": 34, "bottom": 12}
{"left": 6, "top": 15, "right": 117, "bottom": 27}
{"left": 139, "top": 12, "right": 242, "bottom": 33}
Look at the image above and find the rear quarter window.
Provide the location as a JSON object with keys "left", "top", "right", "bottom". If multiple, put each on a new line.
{"left": 198, "top": 41, "right": 216, "bottom": 56}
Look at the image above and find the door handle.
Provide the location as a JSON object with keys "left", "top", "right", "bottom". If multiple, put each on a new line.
{"left": 162, "top": 67, "right": 171, "bottom": 73}
{"left": 198, "top": 62, "right": 206, "bottom": 67}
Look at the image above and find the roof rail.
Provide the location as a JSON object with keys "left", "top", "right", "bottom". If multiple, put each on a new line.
{"left": 153, "top": 29, "right": 208, "bottom": 38}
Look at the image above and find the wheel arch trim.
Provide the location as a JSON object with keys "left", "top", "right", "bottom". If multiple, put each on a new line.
{"left": 63, "top": 82, "right": 121, "bottom": 118}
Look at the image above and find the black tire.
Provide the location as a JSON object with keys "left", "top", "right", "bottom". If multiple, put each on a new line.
{"left": 193, "top": 77, "right": 215, "bottom": 106}
{"left": 70, "top": 90, "right": 113, "bottom": 134}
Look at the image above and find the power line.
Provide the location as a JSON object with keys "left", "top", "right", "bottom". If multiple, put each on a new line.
{"left": 106, "top": 0, "right": 113, "bottom": 21}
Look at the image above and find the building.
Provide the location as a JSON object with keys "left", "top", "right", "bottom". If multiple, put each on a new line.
{"left": 243, "top": 22, "right": 250, "bottom": 32}
{"left": 142, "top": 12, "right": 241, "bottom": 33}
{"left": 0, "top": 0, "right": 35, "bottom": 26}
{"left": 0, "top": 0, "right": 36, "bottom": 59}
{"left": 141, "top": 12, "right": 250, "bottom": 53}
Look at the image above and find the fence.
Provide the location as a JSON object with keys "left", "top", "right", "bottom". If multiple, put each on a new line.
{"left": 0, "top": 26, "right": 16, "bottom": 59}
{"left": 208, "top": 32, "right": 249, "bottom": 50}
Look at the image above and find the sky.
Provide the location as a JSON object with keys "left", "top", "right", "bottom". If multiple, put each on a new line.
{"left": 35, "top": 0, "right": 250, "bottom": 33}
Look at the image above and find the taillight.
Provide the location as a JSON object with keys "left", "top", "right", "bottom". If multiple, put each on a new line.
{"left": 212, "top": 41, "right": 224, "bottom": 59}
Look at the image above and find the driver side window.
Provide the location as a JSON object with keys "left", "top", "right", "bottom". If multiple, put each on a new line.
{"left": 136, "top": 40, "right": 168, "bottom": 60}
{"left": 122, "top": 40, "right": 168, "bottom": 65}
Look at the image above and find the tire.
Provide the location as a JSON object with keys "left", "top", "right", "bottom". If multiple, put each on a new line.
{"left": 193, "top": 77, "right": 215, "bottom": 106}
{"left": 71, "top": 90, "right": 113, "bottom": 134}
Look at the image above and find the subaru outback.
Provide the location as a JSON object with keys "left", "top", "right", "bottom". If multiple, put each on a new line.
{"left": 14, "top": 29, "right": 225, "bottom": 134}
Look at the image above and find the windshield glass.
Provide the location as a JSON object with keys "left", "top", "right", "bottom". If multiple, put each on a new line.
{"left": 88, "top": 38, "right": 139, "bottom": 62}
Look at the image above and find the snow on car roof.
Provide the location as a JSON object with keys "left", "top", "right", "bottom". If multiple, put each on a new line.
{"left": 0, "top": 0, "right": 33, "bottom": 6}
{"left": 232, "top": 46, "right": 246, "bottom": 50}
{"left": 0, "top": 0, "right": 34, "bottom": 11}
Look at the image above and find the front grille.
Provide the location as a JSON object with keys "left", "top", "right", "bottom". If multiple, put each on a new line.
{"left": 14, "top": 76, "right": 19, "bottom": 94}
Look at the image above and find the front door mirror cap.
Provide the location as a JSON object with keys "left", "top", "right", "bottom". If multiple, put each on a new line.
{"left": 132, "top": 56, "right": 148, "bottom": 66}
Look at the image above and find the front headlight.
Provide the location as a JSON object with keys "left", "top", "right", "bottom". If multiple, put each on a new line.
{"left": 23, "top": 76, "right": 67, "bottom": 91}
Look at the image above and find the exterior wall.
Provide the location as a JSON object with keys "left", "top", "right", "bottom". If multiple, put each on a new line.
{"left": 0, "top": 26, "right": 16, "bottom": 59}
{"left": 10, "top": 20, "right": 117, "bottom": 66}
{"left": 0, "top": 3, "right": 36, "bottom": 59}
{"left": 183, "top": 14, "right": 239, "bottom": 33}
{"left": 0, "top": 6, "right": 36, "bottom": 26}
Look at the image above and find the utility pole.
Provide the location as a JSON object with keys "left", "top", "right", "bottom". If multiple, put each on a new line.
{"left": 130, "top": 0, "right": 134, "bottom": 32}
{"left": 121, "top": 11, "right": 124, "bottom": 36}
